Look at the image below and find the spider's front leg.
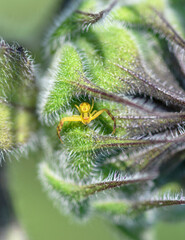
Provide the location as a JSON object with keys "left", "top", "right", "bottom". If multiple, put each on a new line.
{"left": 91, "top": 110, "right": 97, "bottom": 116}
{"left": 57, "top": 116, "right": 82, "bottom": 143}
{"left": 91, "top": 109, "right": 116, "bottom": 134}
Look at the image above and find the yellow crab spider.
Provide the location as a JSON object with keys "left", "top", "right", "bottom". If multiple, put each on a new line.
{"left": 57, "top": 99, "right": 116, "bottom": 143}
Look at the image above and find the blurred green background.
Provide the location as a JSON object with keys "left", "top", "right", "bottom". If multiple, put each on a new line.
{"left": 0, "top": 0, "right": 185, "bottom": 239}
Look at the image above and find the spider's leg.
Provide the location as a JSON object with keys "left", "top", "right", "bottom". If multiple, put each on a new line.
{"left": 57, "top": 115, "right": 82, "bottom": 143}
{"left": 90, "top": 99, "right": 94, "bottom": 112}
{"left": 91, "top": 110, "right": 97, "bottom": 116}
{"left": 75, "top": 104, "right": 81, "bottom": 113}
{"left": 91, "top": 109, "right": 116, "bottom": 134}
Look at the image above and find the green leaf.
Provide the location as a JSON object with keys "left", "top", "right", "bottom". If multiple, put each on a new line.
{"left": 40, "top": 41, "right": 153, "bottom": 124}
{"left": 114, "top": 0, "right": 185, "bottom": 49}
{"left": 93, "top": 196, "right": 185, "bottom": 217}
{"left": 0, "top": 39, "right": 37, "bottom": 153}
{"left": 116, "top": 112, "right": 185, "bottom": 136}
{"left": 0, "top": 103, "right": 12, "bottom": 150}
{"left": 39, "top": 162, "right": 156, "bottom": 202}
{"left": 0, "top": 40, "right": 36, "bottom": 106}
{"left": 46, "top": 0, "right": 117, "bottom": 54}
{"left": 36, "top": 0, "right": 185, "bottom": 236}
